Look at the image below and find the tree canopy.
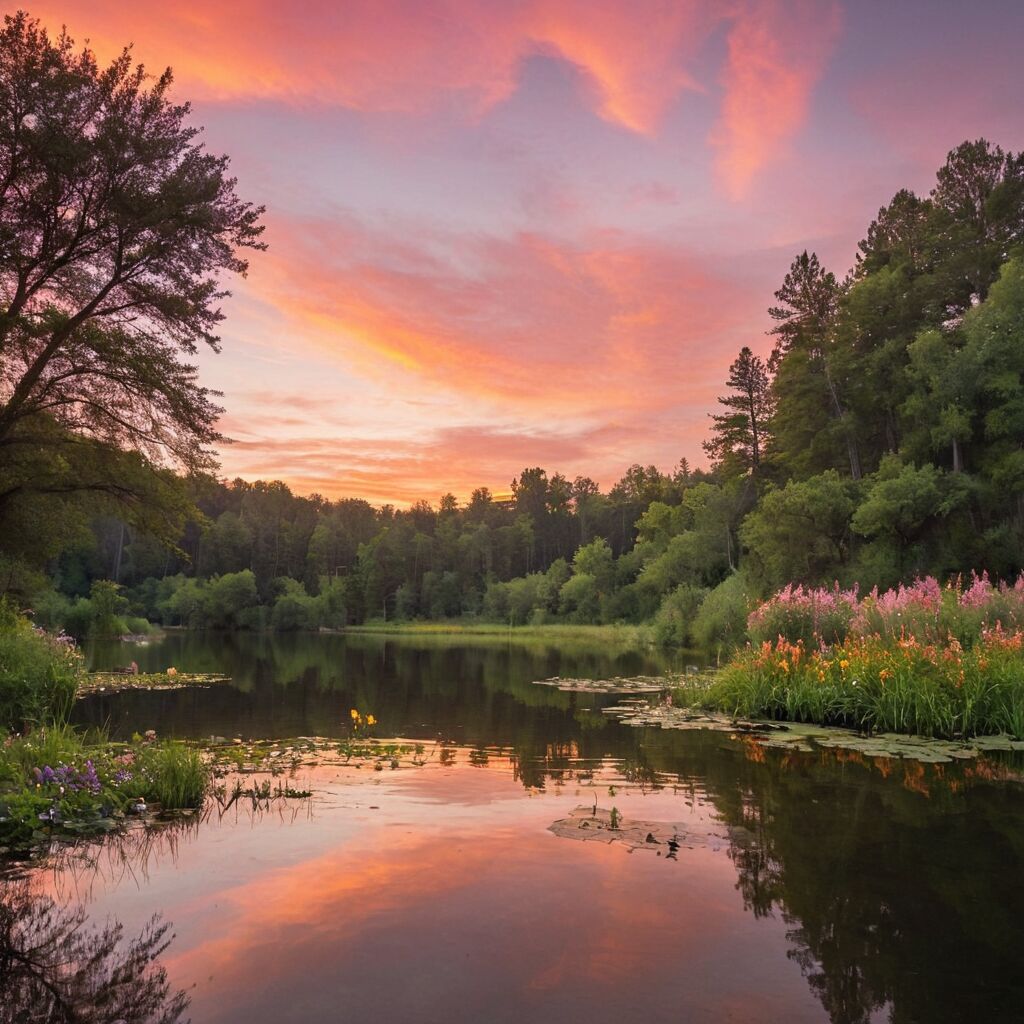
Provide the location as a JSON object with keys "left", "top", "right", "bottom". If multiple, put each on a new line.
{"left": 0, "top": 12, "right": 264, "bottom": 562}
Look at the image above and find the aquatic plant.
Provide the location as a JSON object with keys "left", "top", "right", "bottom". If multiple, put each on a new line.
{"left": 347, "top": 708, "right": 377, "bottom": 738}
{"left": 132, "top": 742, "right": 208, "bottom": 809}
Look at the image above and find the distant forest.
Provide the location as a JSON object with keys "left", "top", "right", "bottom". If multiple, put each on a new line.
{"left": 17, "top": 138, "right": 1023, "bottom": 646}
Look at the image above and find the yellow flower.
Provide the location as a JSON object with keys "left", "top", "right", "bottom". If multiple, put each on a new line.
{"left": 350, "top": 709, "right": 360, "bottom": 721}
{"left": 839, "top": 659, "right": 850, "bottom": 671}
{"left": 366, "top": 715, "right": 376, "bottom": 726}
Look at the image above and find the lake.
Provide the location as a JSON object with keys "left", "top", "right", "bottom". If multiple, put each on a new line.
{"left": 9, "top": 632, "right": 1024, "bottom": 1023}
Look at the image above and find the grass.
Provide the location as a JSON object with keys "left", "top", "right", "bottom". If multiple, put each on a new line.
{"left": 0, "top": 614, "right": 81, "bottom": 729}
{"left": 679, "top": 628, "right": 1024, "bottom": 739}
{"left": 133, "top": 742, "right": 209, "bottom": 808}
{"left": 343, "top": 620, "right": 654, "bottom": 645}
{"left": 0, "top": 731, "right": 212, "bottom": 848}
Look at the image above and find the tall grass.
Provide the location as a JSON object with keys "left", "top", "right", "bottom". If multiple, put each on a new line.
{"left": 699, "top": 626, "right": 1024, "bottom": 738}
{"left": 134, "top": 742, "right": 209, "bottom": 808}
{"left": 0, "top": 610, "right": 82, "bottom": 728}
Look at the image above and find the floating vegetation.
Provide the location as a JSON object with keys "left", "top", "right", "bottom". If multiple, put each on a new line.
{"left": 604, "top": 701, "right": 1024, "bottom": 767}
{"left": 533, "top": 675, "right": 674, "bottom": 694}
{"left": 79, "top": 671, "right": 231, "bottom": 696}
{"left": 548, "top": 805, "right": 752, "bottom": 855}
{"left": 204, "top": 735, "right": 434, "bottom": 778}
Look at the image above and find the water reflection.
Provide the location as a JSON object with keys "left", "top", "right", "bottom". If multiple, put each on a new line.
{"left": 59, "top": 636, "right": 1024, "bottom": 1023}
{"left": 0, "top": 878, "right": 188, "bottom": 1023}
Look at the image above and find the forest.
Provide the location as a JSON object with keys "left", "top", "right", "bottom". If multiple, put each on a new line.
{"left": 2, "top": 27, "right": 1022, "bottom": 650}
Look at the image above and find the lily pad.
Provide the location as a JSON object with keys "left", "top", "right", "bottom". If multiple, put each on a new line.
{"left": 534, "top": 675, "right": 673, "bottom": 694}
{"left": 80, "top": 671, "right": 232, "bottom": 696}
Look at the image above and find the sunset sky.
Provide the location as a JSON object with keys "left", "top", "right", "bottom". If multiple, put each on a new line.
{"left": 31, "top": 1, "right": 1024, "bottom": 505}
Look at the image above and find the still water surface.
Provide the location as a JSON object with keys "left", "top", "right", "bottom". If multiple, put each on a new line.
{"left": 13, "top": 634, "right": 1024, "bottom": 1022}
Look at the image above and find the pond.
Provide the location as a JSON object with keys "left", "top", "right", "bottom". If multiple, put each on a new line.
{"left": 8, "top": 633, "right": 1024, "bottom": 1023}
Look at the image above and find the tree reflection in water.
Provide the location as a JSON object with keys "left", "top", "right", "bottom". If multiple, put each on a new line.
{"left": 0, "top": 879, "right": 188, "bottom": 1023}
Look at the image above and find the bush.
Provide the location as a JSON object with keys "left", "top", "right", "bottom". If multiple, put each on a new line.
{"left": 0, "top": 612, "right": 82, "bottom": 729}
{"left": 559, "top": 573, "right": 601, "bottom": 623}
{"left": 652, "top": 584, "right": 708, "bottom": 647}
{"left": 270, "top": 578, "right": 320, "bottom": 631}
{"left": 0, "top": 730, "right": 211, "bottom": 845}
{"left": 692, "top": 574, "right": 752, "bottom": 655}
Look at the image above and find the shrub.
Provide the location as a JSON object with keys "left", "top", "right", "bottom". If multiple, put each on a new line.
{"left": 692, "top": 574, "right": 751, "bottom": 655}
{"left": 652, "top": 584, "right": 708, "bottom": 647}
{"left": 88, "top": 580, "right": 130, "bottom": 637}
{"left": 0, "top": 613, "right": 82, "bottom": 728}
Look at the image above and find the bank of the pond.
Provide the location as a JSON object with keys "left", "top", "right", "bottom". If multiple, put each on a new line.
{"left": 673, "top": 629, "right": 1024, "bottom": 739}
{"left": 340, "top": 620, "right": 655, "bottom": 645}
{"left": 0, "top": 726, "right": 208, "bottom": 851}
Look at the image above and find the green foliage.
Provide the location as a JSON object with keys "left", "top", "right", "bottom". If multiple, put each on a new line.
{"left": 205, "top": 571, "right": 260, "bottom": 629}
{"left": 0, "top": 613, "right": 82, "bottom": 729}
{"left": 742, "top": 472, "right": 858, "bottom": 586}
{"left": 133, "top": 743, "right": 208, "bottom": 809}
{"left": 270, "top": 577, "right": 321, "bottom": 632}
{"left": 706, "top": 629, "right": 1024, "bottom": 739}
{"left": 691, "top": 574, "right": 752, "bottom": 655}
{"left": 87, "top": 580, "right": 130, "bottom": 637}
{"left": 652, "top": 584, "right": 708, "bottom": 647}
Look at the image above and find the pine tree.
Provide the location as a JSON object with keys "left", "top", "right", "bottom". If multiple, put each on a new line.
{"left": 703, "top": 347, "right": 771, "bottom": 478}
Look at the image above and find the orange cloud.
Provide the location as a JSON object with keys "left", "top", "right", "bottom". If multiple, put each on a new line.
{"left": 713, "top": 0, "right": 842, "bottom": 198}
{"left": 249, "top": 215, "right": 758, "bottom": 417}
{"left": 32, "top": 0, "right": 837, "bottom": 189}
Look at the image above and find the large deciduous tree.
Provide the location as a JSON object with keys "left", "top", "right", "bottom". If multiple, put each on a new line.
{"left": 0, "top": 12, "right": 264, "bottom": 541}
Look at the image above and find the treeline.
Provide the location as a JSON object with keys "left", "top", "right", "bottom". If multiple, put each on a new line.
{"left": 41, "top": 462, "right": 738, "bottom": 638}
{"left": 27, "top": 139, "right": 1024, "bottom": 645}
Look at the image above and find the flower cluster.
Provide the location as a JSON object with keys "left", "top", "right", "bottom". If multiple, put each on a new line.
{"left": 348, "top": 708, "right": 377, "bottom": 736}
{"left": 713, "top": 620, "right": 1024, "bottom": 737}
{"left": 748, "top": 583, "right": 859, "bottom": 646}
{"left": 752, "top": 572, "right": 1024, "bottom": 648}
{"left": 33, "top": 760, "right": 101, "bottom": 794}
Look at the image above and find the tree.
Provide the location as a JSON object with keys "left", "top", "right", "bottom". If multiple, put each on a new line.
{"left": 741, "top": 472, "right": 859, "bottom": 586}
{"left": 767, "top": 252, "right": 860, "bottom": 479}
{"left": 0, "top": 14, "right": 264, "bottom": 528}
{"left": 703, "top": 346, "right": 771, "bottom": 477}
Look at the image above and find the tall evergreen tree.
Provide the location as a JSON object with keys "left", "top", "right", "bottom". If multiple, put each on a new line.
{"left": 703, "top": 346, "right": 771, "bottom": 478}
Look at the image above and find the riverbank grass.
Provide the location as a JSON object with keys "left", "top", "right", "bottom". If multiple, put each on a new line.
{"left": 683, "top": 627, "right": 1024, "bottom": 739}
{"left": 0, "top": 607, "right": 212, "bottom": 849}
{"left": 343, "top": 620, "right": 653, "bottom": 645}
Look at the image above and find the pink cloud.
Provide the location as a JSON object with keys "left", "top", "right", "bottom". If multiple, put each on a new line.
{"left": 33, "top": 0, "right": 838, "bottom": 191}
{"left": 249, "top": 214, "right": 759, "bottom": 417}
{"left": 712, "top": 0, "right": 842, "bottom": 198}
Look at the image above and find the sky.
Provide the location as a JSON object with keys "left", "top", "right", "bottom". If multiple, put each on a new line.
{"left": 31, "top": 0, "right": 1024, "bottom": 505}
